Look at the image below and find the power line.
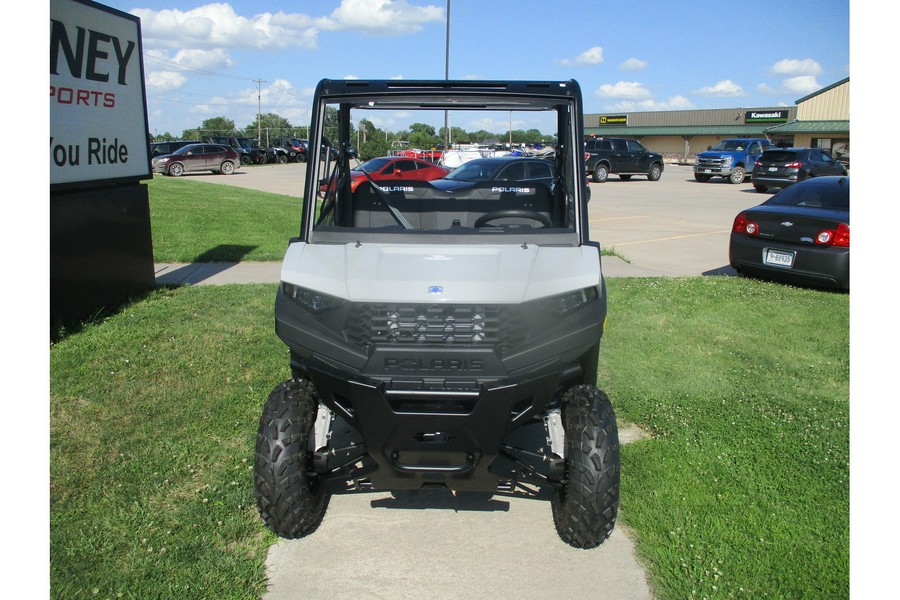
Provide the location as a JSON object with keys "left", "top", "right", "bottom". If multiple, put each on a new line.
{"left": 143, "top": 53, "right": 257, "bottom": 81}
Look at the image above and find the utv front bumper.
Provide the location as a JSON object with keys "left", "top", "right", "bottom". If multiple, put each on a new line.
{"left": 273, "top": 285, "right": 605, "bottom": 492}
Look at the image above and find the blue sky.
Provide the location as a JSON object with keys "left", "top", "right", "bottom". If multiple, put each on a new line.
{"left": 97, "top": 0, "right": 852, "bottom": 137}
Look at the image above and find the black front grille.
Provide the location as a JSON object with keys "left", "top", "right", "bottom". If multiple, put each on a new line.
{"left": 345, "top": 303, "right": 527, "bottom": 353}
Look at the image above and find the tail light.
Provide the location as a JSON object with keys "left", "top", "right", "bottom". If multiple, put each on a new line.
{"left": 816, "top": 223, "right": 849, "bottom": 247}
{"left": 784, "top": 161, "right": 803, "bottom": 169}
{"left": 732, "top": 212, "right": 759, "bottom": 236}
{"left": 584, "top": 152, "right": 590, "bottom": 161}
{"left": 754, "top": 161, "right": 762, "bottom": 168}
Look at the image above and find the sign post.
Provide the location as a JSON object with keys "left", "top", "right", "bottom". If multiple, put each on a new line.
{"left": 50, "top": 0, "right": 155, "bottom": 322}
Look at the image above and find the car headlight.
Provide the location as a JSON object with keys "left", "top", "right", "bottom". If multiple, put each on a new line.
{"left": 722, "top": 155, "right": 734, "bottom": 166}
{"left": 282, "top": 282, "right": 344, "bottom": 313}
{"left": 538, "top": 286, "right": 599, "bottom": 315}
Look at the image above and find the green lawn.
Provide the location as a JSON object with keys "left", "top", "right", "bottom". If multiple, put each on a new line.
{"left": 49, "top": 278, "right": 849, "bottom": 599}
{"left": 147, "top": 176, "right": 301, "bottom": 262}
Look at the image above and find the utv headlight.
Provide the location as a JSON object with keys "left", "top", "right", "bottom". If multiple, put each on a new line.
{"left": 539, "top": 286, "right": 599, "bottom": 315}
{"left": 281, "top": 282, "right": 344, "bottom": 313}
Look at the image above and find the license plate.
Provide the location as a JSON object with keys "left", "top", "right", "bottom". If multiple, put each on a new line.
{"left": 768, "top": 166, "right": 778, "bottom": 172}
{"left": 702, "top": 169, "right": 712, "bottom": 173}
{"left": 764, "top": 248, "right": 795, "bottom": 268}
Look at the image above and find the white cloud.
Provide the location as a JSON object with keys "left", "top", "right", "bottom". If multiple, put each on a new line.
{"left": 132, "top": 4, "right": 320, "bottom": 50}
{"left": 605, "top": 96, "right": 694, "bottom": 112}
{"left": 147, "top": 71, "right": 187, "bottom": 91}
{"left": 315, "top": 0, "right": 445, "bottom": 35}
{"left": 695, "top": 79, "right": 746, "bottom": 97}
{"left": 594, "top": 81, "right": 652, "bottom": 100}
{"left": 782, "top": 75, "right": 822, "bottom": 95}
{"left": 756, "top": 76, "right": 822, "bottom": 96}
{"left": 171, "top": 48, "right": 236, "bottom": 71}
{"left": 769, "top": 58, "right": 823, "bottom": 76}
{"left": 561, "top": 46, "right": 604, "bottom": 66}
{"left": 619, "top": 58, "right": 647, "bottom": 71}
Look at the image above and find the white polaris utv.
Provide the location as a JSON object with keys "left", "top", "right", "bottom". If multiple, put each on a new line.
{"left": 254, "top": 79, "right": 620, "bottom": 548}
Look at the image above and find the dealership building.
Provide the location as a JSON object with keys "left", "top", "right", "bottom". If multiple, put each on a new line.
{"left": 584, "top": 77, "right": 849, "bottom": 164}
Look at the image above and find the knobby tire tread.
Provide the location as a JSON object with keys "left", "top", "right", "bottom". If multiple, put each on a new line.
{"left": 551, "top": 385, "right": 621, "bottom": 549}
{"left": 254, "top": 379, "right": 329, "bottom": 538}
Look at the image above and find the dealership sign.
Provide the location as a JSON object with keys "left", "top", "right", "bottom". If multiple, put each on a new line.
{"left": 745, "top": 110, "right": 789, "bottom": 123}
{"left": 50, "top": 0, "right": 150, "bottom": 188}
{"left": 599, "top": 115, "right": 628, "bottom": 126}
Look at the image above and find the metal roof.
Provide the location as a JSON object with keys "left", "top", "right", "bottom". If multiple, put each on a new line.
{"left": 795, "top": 77, "right": 850, "bottom": 104}
{"left": 584, "top": 124, "right": 772, "bottom": 138}
{"left": 762, "top": 120, "right": 850, "bottom": 134}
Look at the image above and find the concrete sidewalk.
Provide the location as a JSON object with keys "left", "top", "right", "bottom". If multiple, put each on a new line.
{"left": 154, "top": 255, "right": 673, "bottom": 287}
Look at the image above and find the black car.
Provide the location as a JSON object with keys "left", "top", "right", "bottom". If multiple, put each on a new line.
{"left": 431, "top": 156, "right": 557, "bottom": 192}
{"left": 584, "top": 137, "right": 663, "bottom": 183}
{"left": 729, "top": 176, "right": 849, "bottom": 290}
{"left": 150, "top": 140, "right": 200, "bottom": 157}
{"left": 751, "top": 148, "right": 847, "bottom": 192}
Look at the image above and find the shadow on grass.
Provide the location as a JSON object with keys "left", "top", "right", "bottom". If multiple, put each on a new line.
{"left": 155, "top": 244, "right": 259, "bottom": 286}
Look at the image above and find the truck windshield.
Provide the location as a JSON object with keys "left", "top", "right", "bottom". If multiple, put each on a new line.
{"left": 710, "top": 141, "right": 747, "bottom": 151}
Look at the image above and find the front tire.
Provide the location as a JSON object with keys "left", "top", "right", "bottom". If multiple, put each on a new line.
{"left": 254, "top": 379, "right": 330, "bottom": 539}
{"left": 729, "top": 166, "right": 746, "bottom": 184}
{"left": 551, "top": 385, "right": 620, "bottom": 549}
{"left": 167, "top": 163, "right": 184, "bottom": 177}
{"left": 694, "top": 173, "right": 712, "bottom": 182}
{"left": 647, "top": 163, "right": 662, "bottom": 181}
{"left": 591, "top": 164, "right": 609, "bottom": 183}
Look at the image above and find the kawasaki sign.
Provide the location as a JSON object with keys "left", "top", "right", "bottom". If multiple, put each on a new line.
{"left": 745, "top": 110, "right": 789, "bottom": 123}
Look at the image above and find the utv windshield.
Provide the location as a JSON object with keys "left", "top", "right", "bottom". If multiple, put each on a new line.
{"left": 302, "top": 80, "right": 589, "bottom": 246}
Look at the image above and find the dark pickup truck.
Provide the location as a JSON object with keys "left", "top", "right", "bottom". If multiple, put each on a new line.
{"left": 584, "top": 137, "right": 664, "bottom": 183}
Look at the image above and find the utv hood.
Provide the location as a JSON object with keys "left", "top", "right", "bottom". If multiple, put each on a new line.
{"left": 280, "top": 242, "right": 601, "bottom": 304}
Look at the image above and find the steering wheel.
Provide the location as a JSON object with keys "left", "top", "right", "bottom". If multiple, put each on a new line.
{"left": 474, "top": 210, "right": 552, "bottom": 229}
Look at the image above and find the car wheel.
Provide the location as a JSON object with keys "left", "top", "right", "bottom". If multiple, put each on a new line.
{"left": 694, "top": 173, "right": 712, "bottom": 182}
{"left": 277, "top": 154, "right": 288, "bottom": 164}
{"left": 254, "top": 379, "right": 330, "bottom": 539}
{"left": 647, "top": 163, "right": 662, "bottom": 181}
{"left": 551, "top": 385, "right": 620, "bottom": 549}
{"left": 729, "top": 166, "right": 746, "bottom": 184}
{"left": 167, "top": 163, "right": 184, "bottom": 177}
{"left": 753, "top": 184, "right": 767, "bottom": 192}
{"left": 297, "top": 154, "right": 307, "bottom": 163}
{"left": 618, "top": 174, "right": 632, "bottom": 181}
{"left": 240, "top": 155, "right": 252, "bottom": 165}
{"left": 220, "top": 161, "right": 235, "bottom": 175}
{"left": 591, "top": 164, "right": 609, "bottom": 183}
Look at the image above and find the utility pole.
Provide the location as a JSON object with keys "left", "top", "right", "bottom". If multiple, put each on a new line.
{"left": 254, "top": 78, "right": 266, "bottom": 142}
{"left": 443, "top": 0, "right": 450, "bottom": 149}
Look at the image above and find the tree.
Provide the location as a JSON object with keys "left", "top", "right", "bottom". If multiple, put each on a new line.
{"left": 244, "top": 113, "right": 294, "bottom": 144}
{"left": 407, "top": 122, "right": 440, "bottom": 149}
{"left": 352, "top": 119, "right": 384, "bottom": 160}
{"left": 201, "top": 116, "right": 236, "bottom": 137}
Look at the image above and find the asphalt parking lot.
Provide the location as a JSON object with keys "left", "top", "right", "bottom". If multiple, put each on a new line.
{"left": 192, "top": 160, "right": 757, "bottom": 277}
{"left": 168, "top": 160, "right": 767, "bottom": 599}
